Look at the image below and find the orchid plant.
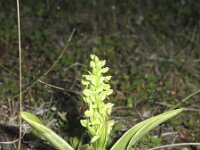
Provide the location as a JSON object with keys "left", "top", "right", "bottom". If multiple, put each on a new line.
{"left": 21, "top": 54, "right": 183, "bottom": 150}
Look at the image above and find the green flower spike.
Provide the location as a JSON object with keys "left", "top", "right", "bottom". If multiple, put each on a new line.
{"left": 80, "top": 54, "right": 114, "bottom": 150}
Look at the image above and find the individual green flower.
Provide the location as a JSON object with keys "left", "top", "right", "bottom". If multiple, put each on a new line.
{"left": 80, "top": 54, "right": 114, "bottom": 150}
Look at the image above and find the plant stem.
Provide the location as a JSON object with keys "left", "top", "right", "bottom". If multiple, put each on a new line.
{"left": 170, "top": 88, "right": 200, "bottom": 110}
{"left": 16, "top": 0, "right": 22, "bottom": 149}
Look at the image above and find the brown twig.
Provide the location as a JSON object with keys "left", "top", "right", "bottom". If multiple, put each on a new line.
{"left": 38, "top": 79, "right": 80, "bottom": 95}
{"left": 148, "top": 142, "right": 200, "bottom": 150}
{"left": 16, "top": 0, "right": 22, "bottom": 149}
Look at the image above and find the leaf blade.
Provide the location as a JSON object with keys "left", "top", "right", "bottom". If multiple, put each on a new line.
{"left": 110, "top": 108, "right": 184, "bottom": 150}
{"left": 21, "top": 111, "right": 74, "bottom": 150}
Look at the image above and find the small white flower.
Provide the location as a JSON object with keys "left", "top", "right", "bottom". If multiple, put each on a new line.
{"left": 80, "top": 54, "right": 114, "bottom": 149}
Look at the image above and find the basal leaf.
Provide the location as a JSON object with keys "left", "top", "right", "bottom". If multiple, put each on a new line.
{"left": 21, "top": 111, "right": 74, "bottom": 150}
{"left": 111, "top": 108, "right": 184, "bottom": 150}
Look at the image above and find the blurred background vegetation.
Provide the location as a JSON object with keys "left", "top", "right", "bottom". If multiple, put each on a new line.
{"left": 0, "top": 0, "right": 200, "bottom": 149}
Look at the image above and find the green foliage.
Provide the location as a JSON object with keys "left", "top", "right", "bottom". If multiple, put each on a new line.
{"left": 21, "top": 111, "right": 73, "bottom": 150}
{"left": 197, "top": 145, "right": 200, "bottom": 150}
{"left": 21, "top": 55, "right": 183, "bottom": 150}
{"left": 141, "top": 134, "right": 162, "bottom": 147}
{"left": 110, "top": 109, "right": 183, "bottom": 150}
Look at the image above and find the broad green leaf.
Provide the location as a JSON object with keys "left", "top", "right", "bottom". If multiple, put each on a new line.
{"left": 20, "top": 112, "right": 46, "bottom": 139}
{"left": 21, "top": 111, "right": 44, "bottom": 125}
{"left": 111, "top": 108, "right": 184, "bottom": 150}
{"left": 21, "top": 111, "right": 74, "bottom": 150}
